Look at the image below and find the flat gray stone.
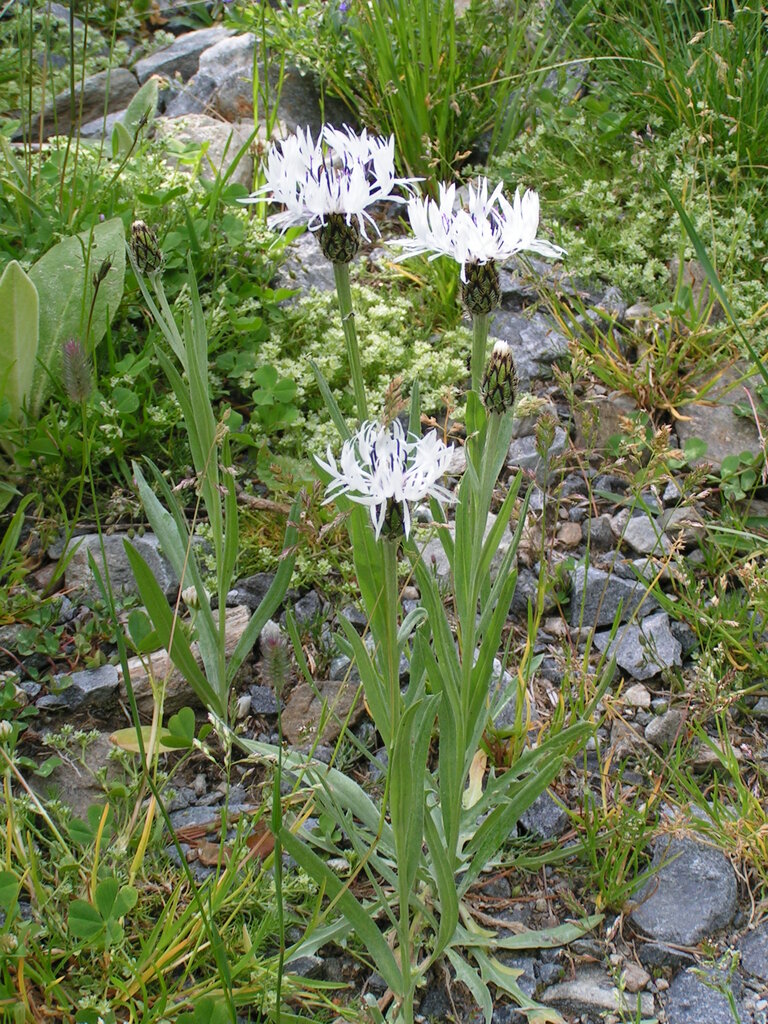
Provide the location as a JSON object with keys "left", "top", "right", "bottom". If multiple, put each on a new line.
{"left": 630, "top": 836, "right": 738, "bottom": 945}
{"left": 65, "top": 533, "right": 178, "bottom": 602}
{"left": 738, "top": 921, "right": 768, "bottom": 981}
{"left": 570, "top": 564, "right": 658, "bottom": 628}
{"left": 16, "top": 68, "right": 138, "bottom": 140}
{"left": 540, "top": 967, "right": 654, "bottom": 1018}
{"left": 489, "top": 310, "right": 569, "bottom": 385}
{"left": 664, "top": 968, "right": 742, "bottom": 1024}
{"left": 676, "top": 362, "right": 764, "bottom": 471}
{"left": 48, "top": 664, "right": 119, "bottom": 711}
{"left": 622, "top": 514, "right": 671, "bottom": 556}
{"left": 133, "top": 26, "right": 233, "bottom": 84}
{"left": 593, "top": 611, "right": 682, "bottom": 681}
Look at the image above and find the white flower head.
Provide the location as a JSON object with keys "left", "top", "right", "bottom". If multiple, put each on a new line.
{"left": 242, "top": 125, "right": 416, "bottom": 240}
{"left": 396, "top": 177, "right": 565, "bottom": 280}
{"left": 317, "top": 420, "right": 454, "bottom": 540}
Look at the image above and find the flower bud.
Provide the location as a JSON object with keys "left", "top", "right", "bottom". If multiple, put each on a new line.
{"left": 317, "top": 212, "right": 361, "bottom": 264}
{"left": 61, "top": 338, "right": 93, "bottom": 403}
{"left": 260, "top": 621, "right": 290, "bottom": 699}
{"left": 481, "top": 340, "right": 518, "bottom": 415}
{"left": 131, "top": 220, "right": 164, "bottom": 274}
{"left": 461, "top": 260, "right": 501, "bottom": 316}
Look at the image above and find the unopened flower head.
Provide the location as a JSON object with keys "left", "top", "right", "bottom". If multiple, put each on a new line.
{"left": 482, "top": 340, "right": 518, "bottom": 415}
{"left": 317, "top": 420, "right": 454, "bottom": 541}
{"left": 397, "top": 178, "right": 564, "bottom": 288}
{"left": 62, "top": 337, "right": 92, "bottom": 403}
{"left": 242, "top": 125, "right": 416, "bottom": 257}
{"left": 130, "top": 220, "right": 163, "bottom": 274}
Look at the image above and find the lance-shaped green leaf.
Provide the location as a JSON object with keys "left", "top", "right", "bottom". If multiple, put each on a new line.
{"left": 0, "top": 260, "right": 38, "bottom": 423}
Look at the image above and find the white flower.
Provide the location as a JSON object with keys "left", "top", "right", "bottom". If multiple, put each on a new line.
{"left": 396, "top": 177, "right": 565, "bottom": 280}
{"left": 317, "top": 420, "right": 454, "bottom": 540}
{"left": 242, "top": 125, "right": 415, "bottom": 239}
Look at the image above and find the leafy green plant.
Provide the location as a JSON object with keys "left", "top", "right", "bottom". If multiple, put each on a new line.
{"left": 256, "top": 0, "right": 563, "bottom": 181}
{"left": 127, "top": 236, "right": 300, "bottom": 727}
{"left": 719, "top": 451, "right": 761, "bottom": 503}
{"left": 577, "top": 0, "right": 768, "bottom": 168}
{"left": 251, "top": 364, "right": 300, "bottom": 430}
{"left": 68, "top": 876, "right": 139, "bottom": 950}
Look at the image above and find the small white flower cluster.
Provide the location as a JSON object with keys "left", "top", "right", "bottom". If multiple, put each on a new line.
{"left": 242, "top": 125, "right": 415, "bottom": 238}
{"left": 317, "top": 420, "right": 454, "bottom": 540}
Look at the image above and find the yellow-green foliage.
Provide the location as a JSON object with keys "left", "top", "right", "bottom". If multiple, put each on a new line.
{"left": 250, "top": 283, "right": 472, "bottom": 452}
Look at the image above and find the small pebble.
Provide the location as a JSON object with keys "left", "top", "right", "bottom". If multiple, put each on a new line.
{"left": 624, "top": 683, "right": 651, "bottom": 708}
{"left": 622, "top": 963, "right": 650, "bottom": 993}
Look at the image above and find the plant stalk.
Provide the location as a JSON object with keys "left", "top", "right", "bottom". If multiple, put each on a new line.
{"left": 470, "top": 311, "right": 489, "bottom": 396}
{"left": 333, "top": 261, "right": 368, "bottom": 423}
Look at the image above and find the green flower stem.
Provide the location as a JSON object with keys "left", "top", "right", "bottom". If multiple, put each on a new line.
{"left": 382, "top": 537, "right": 402, "bottom": 745}
{"left": 333, "top": 261, "right": 368, "bottom": 423}
{"left": 470, "top": 311, "right": 489, "bottom": 395}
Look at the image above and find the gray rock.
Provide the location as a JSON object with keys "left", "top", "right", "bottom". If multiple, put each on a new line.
{"left": 489, "top": 310, "right": 569, "bottom": 385}
{"left": 65, "top": 533, "right": 178, "bottom": 601}
{"left": 664, "top": 968, "right": 743, "bottom": 1024}
{"left": 637, "top": 942, "right": 696, "bottom": 971}
{"left": 658, "top": 505, "right": 707, "bottom": 548}
{"left": 540, "top": 967, "right": 654, "bottom": 1018}
{"left": 133, "top": 26, "right": 233, "bottom": 84}
{"left": 583, "top": 514, "right": 615, "bottom": 551}
{"left": 78, "top": 109, "right": 127, "bottom": 140}
{"left": 164, "top": 33, "right": 343, "bottom": 133}
{"left": 676, "top": 362, "right": 764, "bottom": 471}
{"left": 16, "top": 68, "right": 138, "bottom": 140}
{"left": 285, "top": 955, "right": 324, "bottom": 978}
{"left": 154, "top": 114, "right": 254, "bottom": 189}
{"left": 47, "top": 664, "right": 119, "bottom": 711}
{"left": 645, "top": 707, "right": 685, "bottom": 747}
{"left": 670, "top": 619, "right": 698, "bottom": 658}
{"left": 281, "top": 679, "right": 363, "bottom": 746}
{"left": 569, "top": 564, "right": 658, "bottom": 628}
{"left": 248, "top": 685, "right": 279, "bottom": 715}
{"left": 340, "top": 605, "right": 368, "bottom": 631}
{"left": 519, "top": 790, "right": 568, "bottom": 840}
{"left": 30, "top": 730, "right": 124, "bottom": 819}
{"left": 274, "top": 231, "right": 337, "bottom": 294}
{"left": 738, "top": 921, "right": 768, "bottom": 981}
{"left": 506, "top": 428, "right": 567, "bottom": 483}
{"left": 228, "top": 572, "right": 276, "bottom": 610}
{"left": 511, "top": 567, "right": 557, "bottom": 618}
{"left": 497, "top": 955, "right": 537, "bottom": 998}
{"left": 630, "top": 836, "right": 738, "bottom": 945}
{"left": 621, "top": 514, "right": 671, "bottom": 556}
{"left": 289, "top": 591, "right": 323, "bottom": 627}
{"left": 592, "top": 612, "right": 682, "bottom": 681}
{"left": 45, "top": 1, "right": 85, "bottom": 29}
